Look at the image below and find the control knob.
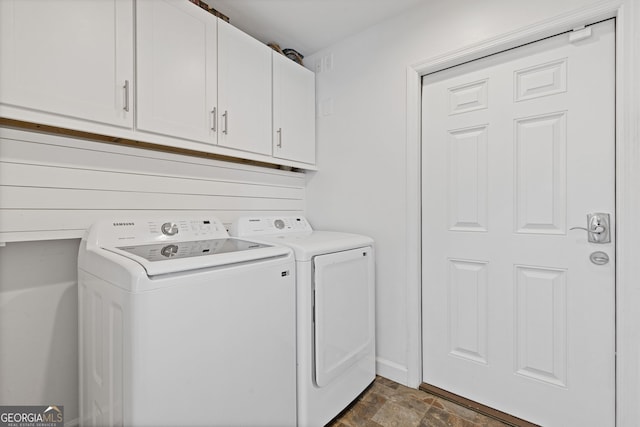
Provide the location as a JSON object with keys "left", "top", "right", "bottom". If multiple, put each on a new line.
{"left": 161, "top": 222, "right": 179, "bottom": 236}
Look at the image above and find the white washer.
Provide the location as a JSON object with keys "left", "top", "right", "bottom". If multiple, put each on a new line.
{"left": 232, "top": 216, "right": 375, "bottom": 427}
{"left": 78, "top": 215, "right": 296, "bottom": 427}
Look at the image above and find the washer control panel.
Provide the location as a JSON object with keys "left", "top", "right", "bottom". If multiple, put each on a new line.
{"left": 232, "top": 216, "right": 313, "bottom": 236}
{"left": 93, "top": 216, "right": 229, "bottom": 247}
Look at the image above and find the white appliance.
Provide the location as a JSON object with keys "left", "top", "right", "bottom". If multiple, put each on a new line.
{"left": 232, "top": 216, "right": 375, "bottom": 427}
{"left": 78, "top": 215, "right": 296, "bottom": 427}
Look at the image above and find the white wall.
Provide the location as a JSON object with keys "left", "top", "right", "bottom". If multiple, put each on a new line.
{"left": 0, "top": 127, "right": 306, "bottom": 425}
{"left": 0, "top": 127, "right": 306, "bottom": 243}
{"left": 305, "top": 0, "right": 622, "bottom": 386}
{"left": 0, "top": 239, "right": 80, "bottom": 421}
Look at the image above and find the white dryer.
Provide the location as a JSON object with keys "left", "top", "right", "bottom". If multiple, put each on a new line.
{"left": 78, "top": 215, "right": 296, "bottom": 427}
{"left": 232, "top": 216, "right": 375, "bottom": 427}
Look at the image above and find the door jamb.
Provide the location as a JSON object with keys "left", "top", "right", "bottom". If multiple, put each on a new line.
{"left": 406, "top": 1, "right": 640, "bottom": 425}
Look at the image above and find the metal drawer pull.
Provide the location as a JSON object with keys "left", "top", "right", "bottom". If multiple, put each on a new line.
{"left": 277, "top": 128, "right": 282, "bottom": 148}
{"left": 123, "top": 80, "right": 130, "bottom": 112}
{"left": 211, "top": 107, "right": 217, "bottom": 131}
{"left": 222, "top": 110, "right": 228, "bottom": 135}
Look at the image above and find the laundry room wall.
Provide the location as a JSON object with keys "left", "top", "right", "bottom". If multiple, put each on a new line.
{"left": 0, "top": 239, "right": 80, "bottom": 423}
{"left": 0, "top": 126, "right": 306, "bottom": 425}
{"left": 305, "top": 0, "right": 620, "bottom": 387}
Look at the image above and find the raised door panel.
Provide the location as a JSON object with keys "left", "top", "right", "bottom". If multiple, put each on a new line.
{"left": 447, "top": 125, "right": 488, "bottom": 231}
{"left": 447, "top": 259, "right": 488, "bottom": 364}
{"left": 217, "top": 20, "right": 272, "bottom": 156}
{"left": 136, "top": 0, "right": 217, "bottom": 143}
{"left": 273, "top": 53, "right": 316, "bottom": 164}
{"left": 0, "top": 0, "right": 133, "bottom": 128}
{"left": 515, "top": 265, "right": 568, "bottom": 387}
{"left": 515, "top": 113, "right": 567, "bottom": 234}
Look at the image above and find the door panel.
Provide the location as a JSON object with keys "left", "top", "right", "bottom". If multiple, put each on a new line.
{"left": 217, "top": 20, "right": 272, "bottom": 155}
{"left": 313, "top": 247, "right": 374, "bottom": 387}
{"left": 272, "top": 52, "right": 316, "bottom": 164}
{"left": 0, "top": 0, "right": 133, "bottom": 128}
{"left": 421, "top": 20, "right": 615, "bottom": 427}
{"left": 136, "top": 0, "right": 217, "bottom": 143}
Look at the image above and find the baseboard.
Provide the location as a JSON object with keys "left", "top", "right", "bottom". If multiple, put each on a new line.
{"left": 376, "top": 357, "right": 409, "bottom": 386}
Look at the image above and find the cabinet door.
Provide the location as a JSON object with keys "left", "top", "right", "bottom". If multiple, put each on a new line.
{"left": 273, "top": 53, "right": 316, "bottom": 164}
{"left": 217, "top": 20, "right": 272, "bottom": 155}
{"left": 0, "top": 0, "right": 133, "bottom": 128}
{"left": 136, "top": 0, "right": 217, "bottom": 143}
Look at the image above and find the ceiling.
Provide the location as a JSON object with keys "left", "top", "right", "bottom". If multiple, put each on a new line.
{"left": 206, "top": 0, "right": 425, "bottom": 57}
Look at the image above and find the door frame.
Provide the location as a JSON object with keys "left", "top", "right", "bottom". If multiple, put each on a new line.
{"left": 405, "top": 0, "right": 640, "bottom": 425}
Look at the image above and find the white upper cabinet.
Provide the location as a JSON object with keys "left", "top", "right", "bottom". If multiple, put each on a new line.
{"left": 217, "top": 20, "right": 272, "bottom": 156}
{"left": 272, "top": 53, "right": 316, "bottom": 165}
{"left": 0, "top": 0, "right": 316, "bottom": 169}
{"left": 0, "top": 0, "right": 134, "bottom": 128}
{"left": 136, "top": 0, "right": 217, "bottom": 143}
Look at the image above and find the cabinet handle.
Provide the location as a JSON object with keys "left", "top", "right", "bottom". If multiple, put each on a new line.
{"left": 211, "top": 107, "right": 217, "bottom": 131}
{"left": 277, "top": 128, "right": 282, "bottom": 148}
{"left": 222, "top": 110, "right": 228, "bottom": 135}
{"left": 123, "top": 80, "right": 130, "bottom": 112}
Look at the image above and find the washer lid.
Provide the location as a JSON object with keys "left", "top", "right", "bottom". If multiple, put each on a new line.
{"left": 105, "top": 237, "right": 289, "bottom": 276}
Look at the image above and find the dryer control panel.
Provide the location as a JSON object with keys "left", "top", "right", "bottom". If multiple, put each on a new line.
{"left": 233, "top": 216, "right": 313, "bottom": 236}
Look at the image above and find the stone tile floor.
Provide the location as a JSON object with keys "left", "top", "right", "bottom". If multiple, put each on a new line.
{"left": 328, "top": 376, "right": 510, "bottom": 427}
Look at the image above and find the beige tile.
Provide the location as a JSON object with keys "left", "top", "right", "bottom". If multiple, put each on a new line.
{"left": 376, "top": 375, "right": 401, "bottom": 390}
{"left": 360, "top": 390, "right": 388, "bottom": 407}
{"left": 345, "top": 400, "right": 382, "bottom": 425}
{"left": 389, "top": 393, "right": 432, "bottom": 419}
{"left": 372, "top": 400, "right": 424, "bottom": 427}
{"left": 331, "top": 377, "right": 510, "bottom": 427}
{"left": 421, "top": 404, "right": 480, "bottom": 427}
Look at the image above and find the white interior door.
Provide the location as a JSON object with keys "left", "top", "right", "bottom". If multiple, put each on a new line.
{"left": 421, "top": 20, "right": 615, "bottom": 427}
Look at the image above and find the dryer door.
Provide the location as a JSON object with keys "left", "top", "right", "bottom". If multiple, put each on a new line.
{"left": 313, "top": 246, "right": 374, "bottom": 387}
